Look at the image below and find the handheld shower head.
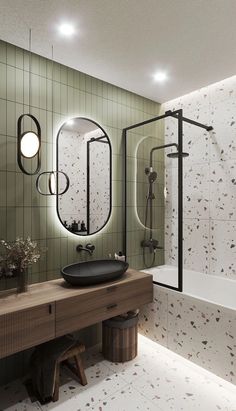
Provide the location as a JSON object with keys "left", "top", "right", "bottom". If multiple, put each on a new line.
{"left": 148, "top": 171, "right": 157, "bottom": 183}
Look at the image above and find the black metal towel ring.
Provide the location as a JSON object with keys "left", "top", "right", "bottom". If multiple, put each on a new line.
{"left": 36, "top": 171, "right": 70, "bottom": 196}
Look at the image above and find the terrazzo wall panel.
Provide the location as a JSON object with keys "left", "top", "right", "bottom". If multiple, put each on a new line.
{"left": 0, "top": 39, "right": 161, "bottom": 384}
{"left": 140, "top": 75, "right": 236, "bottom": 385}
{"left": 164, "top": 76, "right": 236, "bottom": 279}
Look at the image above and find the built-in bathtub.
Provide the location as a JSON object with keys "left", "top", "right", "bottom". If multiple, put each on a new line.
{"left": 139, "top": 265, "right": 236, "bottom": 385}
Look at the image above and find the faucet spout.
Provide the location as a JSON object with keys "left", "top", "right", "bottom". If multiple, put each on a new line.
{"left": 76, "top": 243, "right": 95, "bottom": 255}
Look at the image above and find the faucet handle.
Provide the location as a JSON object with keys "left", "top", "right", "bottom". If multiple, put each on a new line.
{"left": 86, "top": 243, "right": 95, "bottom": 252}
{"left": 76, "top": 244, "right": 84, "bottom": 253}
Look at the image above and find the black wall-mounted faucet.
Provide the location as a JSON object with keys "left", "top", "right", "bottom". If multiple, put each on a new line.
{"left": 76, "top": 243, "right": 95, "bottom": 255}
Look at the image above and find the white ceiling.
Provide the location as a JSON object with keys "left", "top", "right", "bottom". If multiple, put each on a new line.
{"left": 0, "top": 0, "right": 236, "bottom": 103}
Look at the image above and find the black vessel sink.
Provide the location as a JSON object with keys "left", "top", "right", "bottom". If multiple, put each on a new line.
{"left": 61, "top": 259, "right": 129, "bottom": 286}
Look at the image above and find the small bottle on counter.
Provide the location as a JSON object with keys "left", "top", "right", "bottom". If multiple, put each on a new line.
{"left": 81, "top": 220, "right": 87, "bottom": 232}
{"left": 71, "top": 220, "right": 79, "bottom": 233}
{"left": 114, "top": 251, "right": 126, "bottom": 261}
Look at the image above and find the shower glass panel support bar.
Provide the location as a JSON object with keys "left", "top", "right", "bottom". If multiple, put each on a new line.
{"left": 86, "top": 135, "right": 109, "bottom": 235}
{"left": 123, "top": 109, "right": 213, "bottom": 292}
{"left": 178, "top": 110, "right": 183, "bottom": 292}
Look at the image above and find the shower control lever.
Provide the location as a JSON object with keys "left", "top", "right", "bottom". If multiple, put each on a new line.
{"left": 141, "top": 238, "right": 162, "bottom": 253}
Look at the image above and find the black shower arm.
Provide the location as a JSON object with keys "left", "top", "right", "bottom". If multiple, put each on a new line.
{"left": 150, "top": 143, "right": 178, "bottom": 167}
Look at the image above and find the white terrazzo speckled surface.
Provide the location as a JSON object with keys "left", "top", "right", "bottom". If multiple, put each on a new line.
{"left": 0, "top": 335, "right": 236, "bottom": 411}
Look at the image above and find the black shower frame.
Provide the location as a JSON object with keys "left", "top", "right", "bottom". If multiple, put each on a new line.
{"left": 122, "top": 109, "right": 213, "bottom": 292}
{"left": 86, "top": 135, "right": 110, "bottom": 235}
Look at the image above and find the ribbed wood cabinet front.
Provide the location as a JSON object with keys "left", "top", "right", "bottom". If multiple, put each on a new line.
{"left": 56, "top": 275, "right": 153, "bottom": 337}
{"left": 0, "top": 303, "right": 55, "bottom": 359}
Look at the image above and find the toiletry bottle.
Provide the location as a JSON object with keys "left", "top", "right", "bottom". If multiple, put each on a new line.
{"left": 71, "top": 220, "right": 78, "bottom": 233}
{"left": 81, "top": 220, "right": 87, "bottom": 232}
{"left": 114, "top": 251, "right": 126, "bottom": 261}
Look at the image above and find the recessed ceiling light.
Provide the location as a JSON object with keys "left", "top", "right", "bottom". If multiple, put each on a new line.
{"left": 153, "top": 71, "right": 168, "bottom": 83}
{"left": 58, "top": 23, "right": 75, "bottom": 37}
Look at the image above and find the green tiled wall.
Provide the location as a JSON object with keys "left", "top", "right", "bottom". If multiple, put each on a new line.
{"left": 0, "top": 39, "right": 161, "bottom": 290}
{"left": 0, "top": 40, "right": 161, "bottom": 384}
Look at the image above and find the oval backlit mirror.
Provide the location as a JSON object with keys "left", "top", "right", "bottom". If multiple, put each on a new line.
{"left": 56, "top": 117, "right": 112, "bottom": 236}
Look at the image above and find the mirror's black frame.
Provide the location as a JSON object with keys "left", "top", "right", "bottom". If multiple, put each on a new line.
{"left": 56, "top": 117, "right": 112, "bottom": 236}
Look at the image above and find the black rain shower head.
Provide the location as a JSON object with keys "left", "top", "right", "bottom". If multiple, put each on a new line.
{"left": 167, "top": 151, "right": 189, "bottom": 159}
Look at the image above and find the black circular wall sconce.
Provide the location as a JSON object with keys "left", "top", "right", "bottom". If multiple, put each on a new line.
{"left": 36, "top": 171, "right": 70, "bottom": 196}
{"left": 17, "top": 113, "right": 41, "bottom": 175}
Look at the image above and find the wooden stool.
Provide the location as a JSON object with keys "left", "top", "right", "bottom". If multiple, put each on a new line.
{"left": 53, "top": 343, "right": 88, "bottom": 402}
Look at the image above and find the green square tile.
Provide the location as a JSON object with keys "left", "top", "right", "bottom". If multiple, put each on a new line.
{"left": 60, "top": 65, "right": 68, "bottom": 84}
{"left": 6, "top": 207, "right": 16, "bottom": 240}
{"left": 23, "top": 71, "right": 29, "bottom": 105}
{"left": 79, "top": 72, "right": 85, "bottom": 91}
{"left": 46, "top": 59, "right": 53, "bottom": 79}
{"left": 73, "top": 71, "right": 80, "bottom": 89}
{"left": 39, "top": 76, "right": 47, "bottom": 109}
{"left": 6, "top": 101, "right": 16, "bottom": 137}
{"left": 15, "top": 172, "right": 24, "bottom": 206}
{"left": 6, "top": 43, "right": 15, "bottom": 66}
{"left": 23, "top": 49, "right": 30, "bottom": 71}
{"left": 68, "top": 87, "right": 74, "bottom": 114}
{"left": 15, "top": 68, "right": 24, "bottom": 104}
{"left": 0, "top": 171, "right": 6, "bottom": 206}
{"left": 23, "top": 174, "right": 32, "bottom": 207}
{"left": 0, "top": 206, "right": 7, "bottom": 239}
{"left": 6, "top": 136, "right": 16, "bottom": 172}
{"left": 7, "top": 65, "right": 16, "bottom": 101}
{"left": 60, "top": 83, "right": 68, "bottom": 114}
{"left": 107, "top": 85, "right": 113, "bottom": 101}
{"left": 0, "top": 135, "right": 7, "bottom": 170}
{"left": 46, "top": 78, "right": 52, "bottom": 111}
{"left": 6, "top": 171, "right": 16, "bottom": 207}
{"left": 39, "top": 56, "right": 47, "bottom": 77}
{"left": 23, "top": 206, "right": 32, "bottom": 237}
{"left": 0, "top": 41, "right": 6, "bottom": 64}
{"left": 31, "top": 206, "right": 41, "bottom": 239}
{"left": 85, "top": 75, "right": 92, "bottom": 93}
{"left": 31, "top": 54, "right": 40, "bottom": 75}
{"left": 53, "top": 81, "right": 61, "bottom": 113}
{"left": 53, "top": 62, "right": 61, "bottom": 82}
{"left": 0, "top": 63, "right": 6, "bottom": 100}
{"left": 31, "top": 73, "right": 40, "bottom": 107}
{"left": 85, "top": 92, "right": 92, "bottom": 116}
{"left": 15, "top": 207, "right": 24, "bottom": 237}
{"left": 68, "top": 68, "right": 74, "bottom": 87}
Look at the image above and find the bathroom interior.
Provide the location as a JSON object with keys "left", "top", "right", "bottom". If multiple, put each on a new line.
{"left": 0, "top": 1, "right": 236, "bottom": 410}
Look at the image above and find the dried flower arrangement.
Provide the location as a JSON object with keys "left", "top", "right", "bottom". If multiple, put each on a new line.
{"left": 0, "top": 237, "right": 44, "bottom": 282}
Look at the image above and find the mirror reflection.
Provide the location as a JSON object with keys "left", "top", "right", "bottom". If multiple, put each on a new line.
{"left": 57, "top": 117, "right": 112, "bottom": 236}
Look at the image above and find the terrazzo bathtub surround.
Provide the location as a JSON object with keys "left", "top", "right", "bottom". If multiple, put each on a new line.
{"left": 139, "top": 285, "right": 236, "bottom": 384}
{"left": 164, "top": 75, "right": 236, "bottom": 279}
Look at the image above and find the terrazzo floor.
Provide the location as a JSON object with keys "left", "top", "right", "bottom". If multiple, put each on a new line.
{"left": 1, "top": 335, "right": 236, "bottom": 411}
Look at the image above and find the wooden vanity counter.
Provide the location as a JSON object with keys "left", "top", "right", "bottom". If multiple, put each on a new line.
{"left": 0, "top": 268, "right": 153, "bottom": 359}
